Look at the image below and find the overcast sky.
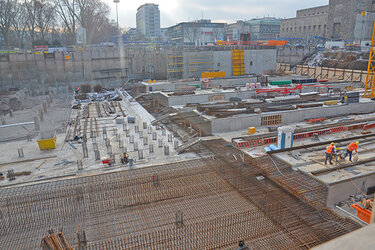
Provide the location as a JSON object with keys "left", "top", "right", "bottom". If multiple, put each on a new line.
{"left": 104, "top": 0, "right": 328, "bottom": 28}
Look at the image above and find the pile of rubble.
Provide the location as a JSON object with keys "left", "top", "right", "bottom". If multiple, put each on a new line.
{"left": 0, "top": 89, "right": 27, "bottom": 115}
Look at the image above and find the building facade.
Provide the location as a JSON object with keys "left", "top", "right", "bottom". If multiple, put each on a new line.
{"left": 225, "top": 21, "right": 251, "bottom": 41}
{"left": 280, "top": 5, "right": 328, "bottom": 44}
{"left": 246, "top": 17, "right": 281, "bottom": 40}
{"left": 166, "top": 20, "right": 225, "bottom": 46}
{"left": 136, "top": 3, "right": 161, "bottom": 39}
{"left": 327, "top": 0, "right": 375, "bottom": 41}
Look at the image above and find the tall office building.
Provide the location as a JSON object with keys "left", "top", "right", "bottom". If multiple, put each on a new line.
{"left": 136, "top": 3, "right": 161, "bottom": 39}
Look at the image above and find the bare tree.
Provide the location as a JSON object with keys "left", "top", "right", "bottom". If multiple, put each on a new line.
{"left": 11, "top": 1, "right": 29, "bottom": 48}
{"left": 53, "top": 0, "right": 76, "bottom": 44}
{"left": 184, "top": 25, "right": 200, "bottom": 45}
{"left": 0, "top": 0, "right": 17, "bottom": 49}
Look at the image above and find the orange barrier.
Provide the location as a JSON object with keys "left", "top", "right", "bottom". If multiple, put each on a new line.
{"left": 363, "top": 123, "right": 375, "bottom": 131}
{"left": 236, "top": 126, "right": 347, "bottom": 149}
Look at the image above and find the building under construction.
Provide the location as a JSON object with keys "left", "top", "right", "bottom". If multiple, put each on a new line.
{"left": 2, "top": 36, "right": 375, "bottom": 250}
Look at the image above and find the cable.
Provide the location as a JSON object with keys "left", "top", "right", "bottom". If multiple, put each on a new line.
{"left": 268, "top": 155, "right": 314, "bottom": 190}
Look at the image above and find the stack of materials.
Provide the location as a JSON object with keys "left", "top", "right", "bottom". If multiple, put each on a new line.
{"left": 344, "top": 91, "right": 360, "bottom": 104}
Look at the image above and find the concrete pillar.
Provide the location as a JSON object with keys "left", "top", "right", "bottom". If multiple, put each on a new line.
{"left": 94, "top": 150, "right": 100, "bottom": 161}
{"left": 77, "top": 160, "right": 83, "bottom": 171}
{"left": 18, "top": 148, "right": 24, "bottom": 158}
{"left": 107, "top": 145, "right": 112, "bottom": 155}
{"left": 164, "top": 145, "right": 169, "bottom": 156}
{"left": 82, "top": 142, "right": 88, "bottom": 158}
{"left": 34, "top": 117, "right": 40, "bottom": 131}
{"left": 138, "top": 150, "right": 144, "bottom": 160}
{"left": 43, "top": 102, "right": 47, "bottom": 113}
{"left": 92, "top": 142, "right": 98, "bottom": 151}
{"left": 39, "top": 109, "right": 44, "bottom": 121}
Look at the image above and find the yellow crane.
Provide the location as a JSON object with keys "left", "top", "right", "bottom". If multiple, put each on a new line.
{"left": 365, "top": 21, "right": 375, "bottom": 98}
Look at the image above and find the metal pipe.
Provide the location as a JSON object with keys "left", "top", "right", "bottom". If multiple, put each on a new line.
{"left": 0, "top": 121, "right": 34, "bottom": 128}
{"left": 335, "top": 205, "right": 368, "bottom": 226}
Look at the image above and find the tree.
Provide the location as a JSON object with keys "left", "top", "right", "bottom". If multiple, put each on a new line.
{"left": 184, "top": 24, "right": 200, "bottom": 45}
{"left": 53, "top": 0, "right": 76, "bottom": 44}
{"left": 11, "top": 2, "right": 29, "bottom": 48}
{"left": 0, "top": 0, "right": 17, "bottom": 49}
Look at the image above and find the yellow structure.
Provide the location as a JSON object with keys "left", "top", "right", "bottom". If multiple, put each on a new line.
{"left": 248, "top": 127, "right": 256, "bottom": 134}
{"left": 232, "top": 50, "right": 245, "bottom": 76}
{"left": 365, "top": 21, "right": 375, "bottom": 99}
{"left": 201, "top": 71, "right": 226, "bottom": 78}
{"left": 324, "top": 100, "right": 339, "bottom": 106}
{"left": 37, "top": 133, "right": 57, "bottom": 150}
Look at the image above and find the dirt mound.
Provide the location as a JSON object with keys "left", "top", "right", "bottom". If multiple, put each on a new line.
{"left": 0, "top": 89, "right": 27, "bottom": 115}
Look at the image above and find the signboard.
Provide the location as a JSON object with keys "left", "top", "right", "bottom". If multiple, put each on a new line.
{"left": 34, "top": 45, "right": 48, "bottom": 51}
{"left": 362, "top": 11, "right": 367, "bottom": 16}
{"left": 65, "top": 55, "right": 71, "bottom": 60}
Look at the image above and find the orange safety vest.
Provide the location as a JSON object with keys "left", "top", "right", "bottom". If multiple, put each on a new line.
{"left": 326, "top": 145, "right": 335, "bottom": 154}
{"left": 348, "top": 142, "right": 358, "bottom": 152}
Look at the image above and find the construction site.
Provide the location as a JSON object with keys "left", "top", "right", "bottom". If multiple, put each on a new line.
{"left": 3, "top": 24, "right": 375, "bottom": 250}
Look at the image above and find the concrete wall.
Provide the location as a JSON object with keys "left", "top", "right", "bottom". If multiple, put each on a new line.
{"left": 166, "top": 90, "right": 255, "bottom": 106}
{"left": 277, "top": 47, "right": 316, "bottom": 65}
{"left": 326, "top": 174, "right": 375, "bottom": 207}
{"left": 210, "top": 101, "right": 375, "bottom": 133}
{"left": 245, "top": 49, "right": 276, "bottom": 74}
{"left": 0, "top": 47, "right": 169, "bottom": 91}
{"left": 181, "top": 48, "right": 277, "bottom": 79}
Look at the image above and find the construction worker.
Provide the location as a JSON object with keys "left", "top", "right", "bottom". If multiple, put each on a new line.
{"left": 325, "top": 142, "right": 336, "bottom": 165}
{"left": 344, "top": 141, "right": 359, "bottom": 162}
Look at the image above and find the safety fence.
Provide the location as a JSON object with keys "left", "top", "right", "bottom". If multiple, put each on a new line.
{"left": 236, "top": 125, "right": 349, "bottom": 149}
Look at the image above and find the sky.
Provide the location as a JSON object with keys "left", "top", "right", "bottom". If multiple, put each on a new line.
{"left": 104, "top": 0, "right": 329, "bottom": 28}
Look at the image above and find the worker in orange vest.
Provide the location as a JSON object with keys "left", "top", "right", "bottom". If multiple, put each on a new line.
{"left": 325, "top": 142, "right": 336, "bottom": 165}
{"left": 344, "top": 141, "right": 359, "bottom": 162}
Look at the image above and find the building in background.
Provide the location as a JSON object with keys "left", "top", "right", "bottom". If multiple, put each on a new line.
{"left": 166, "top": 20, "right": 225, "bottom": 46}
{"left": 246, "top": 17, "right": 281, "bottom": 40}
{"left": 280, "top": 5, "right": 328, "bottom": 44}
{"left": 136, "top": 3, "right": 161, "bottom": 39}
{"left": 225, "top": 21, "right": 251, "bottom": 41}
{"left": 124, "top": 28, "right": 138, "bottom": 41}
{"left": 327, "top": 0, "right": 375, "bottom": 42}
